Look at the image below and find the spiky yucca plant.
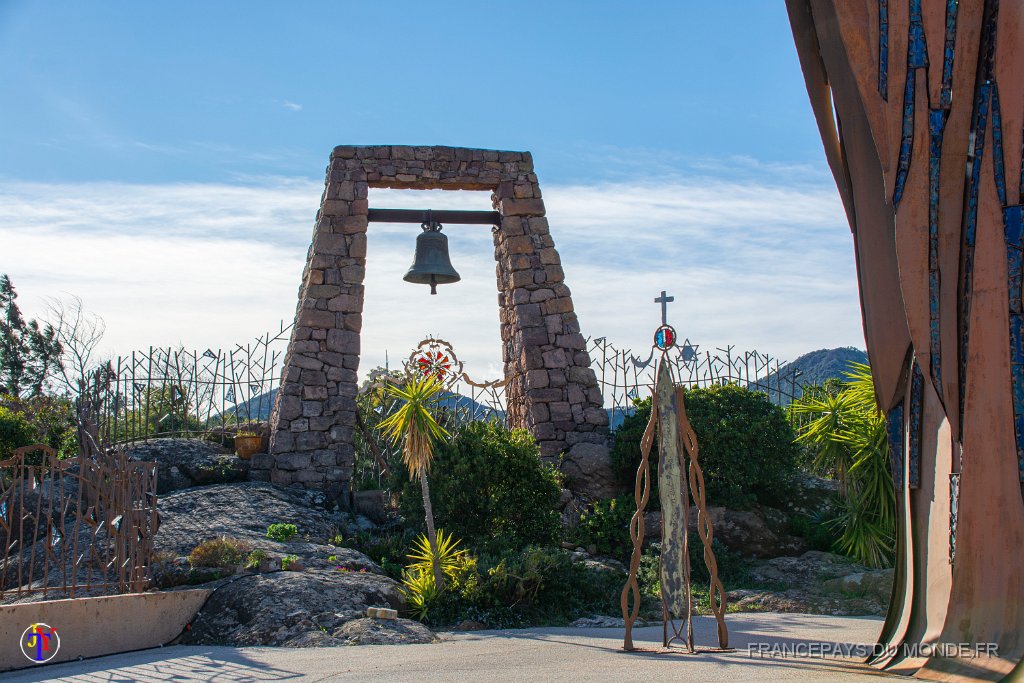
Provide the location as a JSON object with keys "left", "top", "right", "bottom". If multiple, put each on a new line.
{"left": 790, "top": 362, "right": 896, "bottom": 568}
{"left": 378, "top": 374, "right": 450, "bottom": 588}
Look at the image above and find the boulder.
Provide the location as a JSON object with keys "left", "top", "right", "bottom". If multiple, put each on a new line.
{"left": 785, "top": 473, "right": 841, "bottom": 517}
{"left": 338, "top": 617, "right": 437, "bottom": 645}
{"left": 351, "top": 490, "right": 387, "bottom": 524}
{"left": 125, "top": 438, "right": 247, "bottom": 494}
{"left": 698, "top": 506, "right": 807, "bottom": 558}
{"left": 180, "top": 569, "right": 410, "bottom": 646}
{"left": 640, "top": 506, "right": 807, "bottom": 558}
{"left": 727, "top": 551, "right": 894, "bottom": 617}
{"left": 454, "top": 620, "right": 487, "bottom": 631}
{"left": 746, "top": 550, "right": 865, "bottom": 587}
{"left": 821, "top": 568, "right": 895, "bottom": 604}
{"left": 560, "top": 442, "right": 622, "bottom": 499}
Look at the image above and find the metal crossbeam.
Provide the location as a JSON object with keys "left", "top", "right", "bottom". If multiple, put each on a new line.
{"left": 367, "top": 208, "right": 501, "bottom": 226}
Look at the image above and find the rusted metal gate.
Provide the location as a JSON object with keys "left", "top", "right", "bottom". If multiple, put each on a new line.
{"left": 0, "top": 443, "right": 158, "bottom": 601}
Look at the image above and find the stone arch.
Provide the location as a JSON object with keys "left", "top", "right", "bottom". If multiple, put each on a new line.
{"left": 255, "top": 146, "right": 609, "bottom": 500}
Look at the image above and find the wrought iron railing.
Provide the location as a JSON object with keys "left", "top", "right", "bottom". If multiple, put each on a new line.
{"left": 587, "top": 337, "right": 807, "bottom": 430}
{"left": 85, "top": 323, "right": 293, "bottom": 446}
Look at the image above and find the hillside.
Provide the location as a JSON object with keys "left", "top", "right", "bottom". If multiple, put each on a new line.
{"left": 778, "top": 347, "right": 869, "bottom": 387}
{"left": 220, "top": 387, "right": 503, "bottom": 423}
{"left": 752, "top": 346, "right": 869, "bottom": 404}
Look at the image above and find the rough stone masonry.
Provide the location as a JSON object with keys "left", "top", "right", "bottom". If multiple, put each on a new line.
{"left": 251, "top": 146, "right": 611, "bottom": 501}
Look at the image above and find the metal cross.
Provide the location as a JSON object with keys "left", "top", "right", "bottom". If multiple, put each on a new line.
{"left": 654, "top": 290, "right": 674, "bottom": 325}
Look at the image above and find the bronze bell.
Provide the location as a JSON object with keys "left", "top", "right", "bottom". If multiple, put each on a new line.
{"left": 403, "top": 220, "right": 461, "bottom": 294}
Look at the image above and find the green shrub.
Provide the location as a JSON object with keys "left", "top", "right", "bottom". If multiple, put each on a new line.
{"left": 244, "top": 549, "right": 268, "bottom": 570}
{"left": 0, "top": 395, "right": 79, "bottom": 461}
{"left": 399, "top": 530, "right": 477, "bottom": 622}
{"left": 611, "top": 385, "right": 800, "bottom": 510}
{"left": 280, "top": 554, "right": 299, "bottom": 570}
{"left": 787, "top": 510, "right": 841, "bottom": 552}
{"left": 0, "top": 404, "right": 34, "bottom": 459}
{"left": 409, "top": 545, "right": 623, "bottom": 629}
{"left": 188, "top": 537, "right": 249, "bottom": 570}
{"left": 266, "top": 523, "right": 298, "bottom": 542}
{"left": 342, "top": 528, "right": 416, "bottom": 580}
{"left": 399, "top": 421, "right": 562, "bottom": 555}
{"left": 567, "top": 494, "right": 636, "bottom": 562}
{"left": 639, "top": 538, "right": 751, "bottom": 615}
{"left": 611, "top": 398, "right": 661, "bottom": 507}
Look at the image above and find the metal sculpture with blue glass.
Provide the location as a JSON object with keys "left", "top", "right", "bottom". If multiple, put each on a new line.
{"left": 621, "top": 292, "right": 728, "bottom": 652}
{"left": 789, "top": 1, "right": 1024, "bottom": 677}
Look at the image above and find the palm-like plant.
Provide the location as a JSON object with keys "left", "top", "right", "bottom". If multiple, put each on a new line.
{"left": 377, "top": 374, "right": 450, "bottom": 588}
{"left": 790, "top": 362, "right": 896, "bottom": 568}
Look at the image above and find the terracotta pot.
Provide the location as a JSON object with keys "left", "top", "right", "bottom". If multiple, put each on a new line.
{"left": 234, "top": 434, "right": 263, "bottom": 460}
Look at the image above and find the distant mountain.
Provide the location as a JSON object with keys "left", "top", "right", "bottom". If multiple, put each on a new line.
{"left": 779, "top": 347, "right": 869, "bottom": 387}
{"left": 752, "top": 346, "right": 869, "bottom": 404}
{"left": 221, "top": 388, "right": 278, "bottom": 422}
{"left": 216, "top": 387, "right": 503, "bottom": 424}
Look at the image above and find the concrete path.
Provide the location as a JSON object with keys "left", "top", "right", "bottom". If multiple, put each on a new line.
{"left": 6, "top": 613, "right": 900, "bottom": 682}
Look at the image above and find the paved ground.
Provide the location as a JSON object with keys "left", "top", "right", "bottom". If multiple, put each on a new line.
{"left": 7, "top": 613, "right": 900, "bottom": 682}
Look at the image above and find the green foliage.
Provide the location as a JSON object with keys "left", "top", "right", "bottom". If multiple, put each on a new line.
{"left": 188, "top": 537, "right": 249, "bottom": 570}
{"left": 0, "top": 404, "right": 35, "bottom": 459}
{"left": 567, "top": 494, "right": 636, "bottom": 562}
{"left": 790, "top": 362, "right": 895, "bottom": 568}
{"left": 0, "top": 274, "right": 62, "bottom": 398}
{"left": 787, "top": 510, "right": 841, "bottom": 552}
{"left": 406, "top": 529, "right": 468, "bottom": 578}
{"left": 401, "top": 566, "right": 442, "bottom": 621}
{"left": 0, "top": 393, "right": 78, "bottom": 462}
{"left": 399, "top": 530, "right": 477, "bottom": 622}
{"left": 266, "top": 523, "right": 299, "bottom": 542}
{"left": 341, "top": 528, "right": 417, "bottom": 580}
{"left": 280, "top": 554, "right": 299, "bottom": 570}
{"left": 111, "top": 383, "right": 204, "bottom": 441}
{"left": 637, "top": 539, "right": 751, "bottom": 616}
{"left": 611, "top": 398, "right": 660, "bottom": 507}
{"left": 405, "top": 545, "right": 623, "bottom": 629}
{"left": 378, "top": 374, "right": 449, "bottom": 480}
{"left": 400, "top": 421, "right": 562, "bottom": 554}
{"left": 354, "top": 366, "right": 406, "bottom": 485}
{"left": 244, "top": 549, "right": 268, "bottom": 570}
{"left": 611, "top": 385, "right": 800, "bottom": 510}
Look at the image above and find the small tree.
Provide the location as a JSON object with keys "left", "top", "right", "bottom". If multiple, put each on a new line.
{"left": 378, "top": 374, "right": 449, "bottom": 589}
{"left": 0, "top": 274, "right": 62, "bottom": 397}
{"left": 45, "top": 295, "right": 106, "bottom": 396}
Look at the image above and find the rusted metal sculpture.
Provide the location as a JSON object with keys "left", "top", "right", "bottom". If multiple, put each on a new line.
{"left": 787, "top": 1, "right": 1024, "bottom": 678}
{"left": 621, "top": 295, "right": 727, "bottom": 652}
{"left": 0, "top": 443, "right": 158, "bottom": 601}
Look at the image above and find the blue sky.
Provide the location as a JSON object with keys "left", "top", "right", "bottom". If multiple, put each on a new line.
{"left": 0, "top": 1, "right": 861, "bottom": 380}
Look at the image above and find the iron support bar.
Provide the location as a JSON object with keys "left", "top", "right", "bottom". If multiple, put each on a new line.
{"left": 367, "top": 208, "right": 501, "bottom": 226}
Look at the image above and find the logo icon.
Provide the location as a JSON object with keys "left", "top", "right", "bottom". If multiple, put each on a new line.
{"left": 20, "top": 623, "right": 60, "bottom": 663}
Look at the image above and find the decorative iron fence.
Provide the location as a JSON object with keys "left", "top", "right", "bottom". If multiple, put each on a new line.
{"left": 0, "top": 442, "right": 158, "bottom": 602}
{"left": 84, "top": 323, "right": 293, "bottom": 446}
{"left": 586, "top": 337, "right": 807, "bottom": 430}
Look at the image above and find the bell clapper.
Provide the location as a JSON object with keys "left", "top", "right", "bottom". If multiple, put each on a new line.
{"left": 430, "top": 275, "right": 437, "bottom": 295}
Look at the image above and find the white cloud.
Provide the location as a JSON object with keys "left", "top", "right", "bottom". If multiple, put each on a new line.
{"left": 282, "top": 101, "right": 303, "bottom": 112}
{"left": 0, "top": 171, "right": 862, "bottom": 388}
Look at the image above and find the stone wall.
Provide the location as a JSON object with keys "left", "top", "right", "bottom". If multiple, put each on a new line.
{"left": 252, "top": 146, "right": 610, "bottom": 500}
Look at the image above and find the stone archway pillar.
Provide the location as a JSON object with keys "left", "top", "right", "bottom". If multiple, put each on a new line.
{"left": 254, "top": 146, "right": 611, "bottom": 501}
